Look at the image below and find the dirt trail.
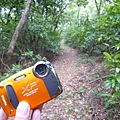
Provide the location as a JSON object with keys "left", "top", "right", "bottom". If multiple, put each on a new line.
{"left": 53, "top": 47, "right": 79, "bottom": 83}
{"left": 41, "top": 47, "right": 82, "bottom": 120}
{"left": 40, "top": 45, "right": 107, "bottom": 120}
{"left": 40, "top": 45, "right": 97, "bottom": 120}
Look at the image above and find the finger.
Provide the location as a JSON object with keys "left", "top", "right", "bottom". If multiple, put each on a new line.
{"left": 31, "top": 109, "right": 41, "bottom": 120}
{"left": 37, "top": 104, "right": 43, "bottom": 112}
{"left": 14, "top": 101, "right": 30, "bottom": 120}
{"left": 0, "top": 108, "right": 8, "bottom": 120}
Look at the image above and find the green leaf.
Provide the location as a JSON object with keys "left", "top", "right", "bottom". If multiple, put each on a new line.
{"left": 115, "top": 43, "right": 120, "bottom": 50}
{"left": 103, "top": 52, "right": 112, "bottom": 60}
{"left": 105, "top": 98, "right": 115, "bottom": 108}
{"left": 104, "top": 61, "right": 113, "bottom": 67}
{"left": 112, "top": 91, "right": 120, "bottom": 98}
{"left": 114, "top": 54, "right": 120, "bottom": 60}
{"left": 111, "top": 80, "right": 116, "bottom": 88}
{"left": 98, "top": 93, "right": 112, "bottom": 97}
{"left": 115, "top": 84, "right": 120, "bottom": 91}
{"left": 116, "top": 68, "right": 120, "bottom": 73}
{"left": 116, "top": 75, "right": 120, "bottom": 83}
{"left": 109, "top": 73, "right": 115, "bottom": 77}
{"left": 104, "top": 82, "right": 111, "bottom": 89}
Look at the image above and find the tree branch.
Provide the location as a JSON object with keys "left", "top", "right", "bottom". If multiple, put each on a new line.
{"left": 6, "top": 0, "right": 33, "bottom": 66}
{"left": 89, "top": 76, "right": 108, "bottom": 84}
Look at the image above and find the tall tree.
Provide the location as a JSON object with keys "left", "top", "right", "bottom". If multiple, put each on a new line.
{"left": 6, "top": 0, "right": 33, "bottom": 66}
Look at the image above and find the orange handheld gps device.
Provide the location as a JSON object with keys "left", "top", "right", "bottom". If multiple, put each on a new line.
{"left": 0, "top": 60, "right": 63, "bottom": 117}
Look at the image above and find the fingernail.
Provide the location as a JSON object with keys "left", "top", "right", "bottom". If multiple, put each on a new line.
{"left": 16, "top": 101, "right": 30, "bottom": 117}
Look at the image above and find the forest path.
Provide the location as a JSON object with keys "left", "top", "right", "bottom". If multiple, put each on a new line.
{"left": 41, "top": 41, "right": 106, "bottom": 120}
{"left": 53, "top": 45, "right": 80, "bottom": 84}
{"left": 41, "top": 44, "right": 83, "bottom": 120}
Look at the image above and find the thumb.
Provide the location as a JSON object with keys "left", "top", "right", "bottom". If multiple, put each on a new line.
{"left": 0, "top": 108, "right": 8, "bottom": 120}
{"left": 14, "top": 101, "right": 30, "bottom": 120}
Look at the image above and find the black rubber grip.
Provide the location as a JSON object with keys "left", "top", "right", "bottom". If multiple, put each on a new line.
{"left": 43, "top": 71, "right": 60, "bottom": 97}
{"left": 6, "top": 85, "right": 19, "bottom": 109}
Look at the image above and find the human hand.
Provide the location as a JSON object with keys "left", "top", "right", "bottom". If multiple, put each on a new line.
{"left": 0, "top": 101, "right": 42, "bottom": 120}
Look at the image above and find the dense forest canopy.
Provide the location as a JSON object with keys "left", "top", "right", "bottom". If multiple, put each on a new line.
{"left": 1, "top": 0, "right": 119, "bottom": 63}
{"left": 0, "top": 0, "right": 120, "bottom": 112}
{"left": 0, "top": 0, "right": 67, "bottom": 68}
{"left": 62, "top": 0, "right": 120, "bottom": 55}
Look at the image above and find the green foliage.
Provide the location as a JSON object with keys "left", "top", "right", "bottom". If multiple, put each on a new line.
{"left": 75, "top": 0, "right": 88, "bottom": 7}
{"left": 11, "top": 64, "right": 21, "bottom": 73}
{"left": 22, "top": 50, "right": 34, "bottom": 57}
{"left": 0, "top": 0, "right": 66, "bottom": 71}
{"left": 0, "top": 73, "right": 10, "bottom": 82}
{"left": 0, "top": 50, "right": 47, "bottom": 82}
{"left": 101, "top": 43, "right": 120, "bottom": 107}
{"left": 18, "top": 50, "right": 47, "bottom": 66}
{"left": 63, "top": 0, "right": 120, "bottom": 55}
{"left": 19, "top": 4, "right": 62, "bottom": 54}
{"left": 0, "top": 21, "right": 17, "bottom": 52}
{"left": 63, "top": 24, "right": 83, "bottom": 48}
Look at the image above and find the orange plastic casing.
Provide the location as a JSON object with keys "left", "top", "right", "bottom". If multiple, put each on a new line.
{"left": 0, "top": 61, "right": 62, "bottom": 117}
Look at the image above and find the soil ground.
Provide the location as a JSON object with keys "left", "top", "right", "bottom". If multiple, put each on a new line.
{"left": 8, "top": 43, "right": 120, "bottom": 120}
{"left": 40, "top": 45, "right": 108, "bottom": 120}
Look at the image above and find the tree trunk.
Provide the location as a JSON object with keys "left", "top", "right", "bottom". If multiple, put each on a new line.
{"left": 6, "top": 0, "right": 33, "bottom": 67}
{"left": 94, "top": 0, "right": 102, "bottom": 15}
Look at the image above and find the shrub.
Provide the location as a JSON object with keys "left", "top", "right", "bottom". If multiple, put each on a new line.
{"left": 102, "top": 43, "right": 120, "bottom": 107}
